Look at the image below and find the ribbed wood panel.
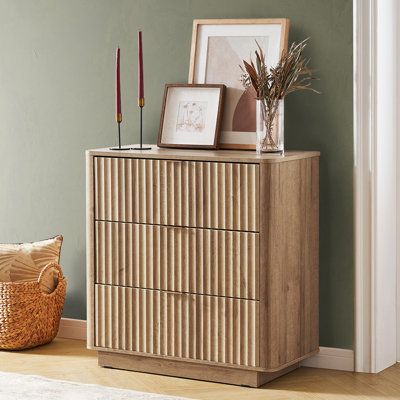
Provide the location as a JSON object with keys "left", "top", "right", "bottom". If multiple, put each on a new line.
{"left": 95, "top": 284, "right": 259, "bottom": 367}
{"left": 94, "top": 157, "right": 259, "bottom": 232}
{"left": 95, "top": 221, "right": 259, "bottom": 300}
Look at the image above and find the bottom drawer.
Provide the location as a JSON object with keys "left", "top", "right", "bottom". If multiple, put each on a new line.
{"left": 95, "top": 284, "right": 259, "bottom": 367}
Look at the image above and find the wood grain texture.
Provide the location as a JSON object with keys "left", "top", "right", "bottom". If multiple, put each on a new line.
{"left": 94, "top": 284, "right": 259, "bottom": 367}
{"left": 86, "top": 152, "right": 95, "bottom": 348}
{"left": 4, "top": 339, "right": 400, "bottom": 400}
{"left": 259, "top": 157, "right": 319, "bottom": 370}
{"left": 86, "top": 149, "right": 320, "bottom": 386}
{"left": 87, "top": 148, "right": 320, "bottom": 164}
{"left": 94, "top": 157, "right": 259, "bottom": 231}
{"left": 98, "top": 351, "right": 298, "bottom": 388}
{"left": 95, "top": 221, "right": 259, "bottom": 299}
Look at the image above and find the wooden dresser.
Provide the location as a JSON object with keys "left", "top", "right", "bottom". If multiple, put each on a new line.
{"left": 86, "top": 147, "right": 319, "bottom": 387}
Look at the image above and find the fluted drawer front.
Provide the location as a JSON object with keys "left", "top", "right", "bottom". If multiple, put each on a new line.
{"left": 95, "top": 221, "right": 259, "bottom": 299}
{"left": 95, "top": 284, "right": 259, "bottom": 367}
{"left": 94, "top": 157, "right": 259, "bottom": 232}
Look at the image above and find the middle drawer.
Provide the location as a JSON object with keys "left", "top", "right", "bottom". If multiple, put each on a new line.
{"left": 95, "top": 221, "right": 259, "bottom": 300}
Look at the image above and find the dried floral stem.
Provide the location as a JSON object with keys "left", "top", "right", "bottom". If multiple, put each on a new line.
{"left": 259, "top": 99, "right": 279, "bottom": 149}
{"left": 240, "top": 38, "right": 319, "bottom": 151}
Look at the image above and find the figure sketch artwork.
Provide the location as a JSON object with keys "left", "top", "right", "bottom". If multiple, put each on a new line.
{"left": 189, "top": 20, "right": 289, "bottom": 149}
{"left": 176, "top": 101, "right": 207, "bottom": 133}
{"left": 158, "top": 84, "right": 224, "bottom": 149}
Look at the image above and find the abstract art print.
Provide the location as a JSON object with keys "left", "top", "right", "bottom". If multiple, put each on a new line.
{"left": 158, "top": 84, "right": 225, "bottom": 149}
{"left": 189, "top": 19, "right": 289, "bottom": 149}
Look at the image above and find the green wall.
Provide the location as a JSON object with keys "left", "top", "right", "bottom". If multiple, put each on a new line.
{"left": 0, "top": 0, "right": 353, "bottom": 349}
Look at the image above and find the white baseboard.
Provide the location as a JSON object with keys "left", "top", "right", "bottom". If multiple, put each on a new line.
{"left": 301, "top": 347, "right": 354, "bottom": 371}
{"left": 57, "top": 319, "right": 354, "bottom": 372}
{"left": 57, "top": 318, "right": 87, "bottom": 341}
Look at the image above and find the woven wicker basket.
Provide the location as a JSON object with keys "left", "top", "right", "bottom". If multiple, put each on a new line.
{"left": 0, "top": 263, "right": 67, "bottom": 350}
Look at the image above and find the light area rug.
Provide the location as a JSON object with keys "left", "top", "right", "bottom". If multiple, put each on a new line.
{"left": 0, "top": 371, "right": 190, "bottom": 400}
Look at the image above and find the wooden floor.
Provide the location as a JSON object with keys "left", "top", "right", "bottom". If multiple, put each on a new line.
{"left": 0, "top": 338, "right": 399, "bottom": 399}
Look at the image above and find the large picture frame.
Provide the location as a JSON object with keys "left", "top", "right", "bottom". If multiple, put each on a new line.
{"left": 189, "top": 19, "right": 289, "bottom": 150}
{"left": 158, "top": 84, "right": 225, "bottom": 149}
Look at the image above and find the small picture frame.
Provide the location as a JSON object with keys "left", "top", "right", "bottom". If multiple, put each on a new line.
{"left": 158, "top": 84, "right": 225, "bottom": 149}
{"left": 189, "top": 19, "right": 289, "bottom": 150}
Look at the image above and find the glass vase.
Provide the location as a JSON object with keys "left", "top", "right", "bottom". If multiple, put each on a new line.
{"left": 256, "top": 99, "right": 284, "bottom": 154}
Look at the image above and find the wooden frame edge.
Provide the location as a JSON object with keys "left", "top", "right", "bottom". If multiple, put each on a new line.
{"left": 189, "top": 18, "right": 290, "bottom": 84}
{"left": 157, "top": 83, "right": 225, "bottom": 150}
{"left": 188, "top": 18, "right": 290, "bottom": 150}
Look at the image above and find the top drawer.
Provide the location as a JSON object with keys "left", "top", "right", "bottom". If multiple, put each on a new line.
{"left": 94, "top": 157, "right": 259, "bottom": 232}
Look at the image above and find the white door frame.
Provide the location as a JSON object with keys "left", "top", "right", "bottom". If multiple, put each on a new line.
{"left": 354, "top": 0, "right": 398, "bottom": 373}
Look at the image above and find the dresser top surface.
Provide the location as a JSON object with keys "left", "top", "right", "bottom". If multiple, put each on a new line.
{"left": 87, "top": 146, "right": 320, "bottom": 164}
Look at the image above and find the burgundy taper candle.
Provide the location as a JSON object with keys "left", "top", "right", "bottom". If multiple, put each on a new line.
{"left": 115, "top": 47, "right": 122, "bottom": 123}
{"left": 138, "top": 30, "right": 145, "bottom": 107}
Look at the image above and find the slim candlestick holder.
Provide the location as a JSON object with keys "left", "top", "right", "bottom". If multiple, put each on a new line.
{"left": 132, "top": 104, "right": 151, "bottom": 150}
{"left": 110, "top": 122, "right": 130, "bottom": 151}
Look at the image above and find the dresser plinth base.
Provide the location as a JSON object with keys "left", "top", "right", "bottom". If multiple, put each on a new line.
{"left": 98, "top": 351, "right": 299, "bottom": 387}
